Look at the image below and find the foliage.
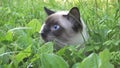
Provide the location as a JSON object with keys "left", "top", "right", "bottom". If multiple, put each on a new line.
{"left": 110, "top": 51, "right": 120, "bottom": 67}
{"left": 0, "top": 0, "right": 120, "bottom": 68}
{"left": 73, "top": 49, "right": 114, "bottom": 68}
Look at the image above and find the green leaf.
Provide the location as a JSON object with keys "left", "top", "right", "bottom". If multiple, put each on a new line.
{"left": 72, "top": 49, "right": 114, "bottom": 68}
{"left": 5, "top": 31, "right": 13, "bottom": 41}
{"left": 99, "top": 49, "right": 114, "bottom": 68}
{"left": 99, "top": 49, "right": 110, "bottom": 62}
{"left": 0, "top": 46, "right": 6, "bottom": 64}
{"left": 56, "top": 46, "right": 68, "bottom": 56}
{"left": 0, "top": 30, "right": 6, "bottom": 41}
{"left": 39, "top": 42, "right": 54, "bottom": 54}
{"left": 80, "top": 53, "right": 99, "bottom": 68}
{"left": 0, "top": 46, "right": 6, "bottom": 54}
{"left": 72, "top": 53, "right": 99, "bottom": 68}
{"left": 26, "top": 19, "right": 41, "bottom": 35}
{"left": 30, "top": 54, "right": 39, "bottom": 62}
{"left": 15, "top": 35, "right": 32, "bottom": 48}
{"left": 15, "top": 45, "right": 32, "bottom": 63}
{"left": 72, "top": 63, "right": 81, "bottom": 68}
{"left": 40, "top": 54, "right": 69, "bottom": 68}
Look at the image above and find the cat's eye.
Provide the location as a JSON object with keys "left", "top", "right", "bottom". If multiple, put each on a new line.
{"left": 51, "top": 25, "right": 60, "bottom": 31}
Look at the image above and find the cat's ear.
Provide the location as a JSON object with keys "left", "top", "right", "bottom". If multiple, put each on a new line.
{"left": 63, "top": 7, "right": 82, "bottom": 32}
{"left": 68, "top": 7, "right": 80, "bottom": 20}
{"left": 44, "top": 7, "right": 55, "bottom": 16}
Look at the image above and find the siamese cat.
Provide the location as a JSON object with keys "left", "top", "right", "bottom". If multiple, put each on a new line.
{"left": 40, "top": 7, "right": 89, "bottom": 49}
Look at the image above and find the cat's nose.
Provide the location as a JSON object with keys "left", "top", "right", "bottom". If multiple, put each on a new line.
{"left": 41, "top": 32, "right": 44, "bottom": 37}
{"left": 41, "top": 32, "right": 46, "bottom": 39}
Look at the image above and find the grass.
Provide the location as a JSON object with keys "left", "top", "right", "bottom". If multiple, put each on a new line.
{"left": 0, "top": 0, "right": 120, "bottom": 68}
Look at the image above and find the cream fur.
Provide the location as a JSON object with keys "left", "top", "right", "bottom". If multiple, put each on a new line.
{"left": 40, "top": 11, "right": 89, "bottom": 48}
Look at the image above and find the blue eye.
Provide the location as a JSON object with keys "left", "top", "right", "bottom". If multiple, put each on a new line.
{"left": 51, "top": 25, "right": 60, "bottom": 31}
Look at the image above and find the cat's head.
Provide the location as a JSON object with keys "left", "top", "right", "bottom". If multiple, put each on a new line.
{"left": 40, "top": 7, "right": 86, "bottom": 48}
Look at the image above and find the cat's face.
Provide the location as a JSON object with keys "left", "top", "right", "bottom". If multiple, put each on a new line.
{"left": 40, "top": 7, "right": 87, "bottom": 48}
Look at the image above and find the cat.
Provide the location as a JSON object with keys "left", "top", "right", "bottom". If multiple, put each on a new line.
{"left": 40, "top": 7, "right": 89, "bottom": 49}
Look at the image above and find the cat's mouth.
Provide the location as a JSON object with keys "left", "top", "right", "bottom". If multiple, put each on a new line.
{"left": 41, "top": 33, "right": 67, "bottom": 46}
{"left": 41, "top": 33, "right": 54, "bottom": 42}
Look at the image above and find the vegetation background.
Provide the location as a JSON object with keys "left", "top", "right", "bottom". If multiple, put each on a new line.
{"left": 0, "top": 0, "right": 120, "bottom": 68}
